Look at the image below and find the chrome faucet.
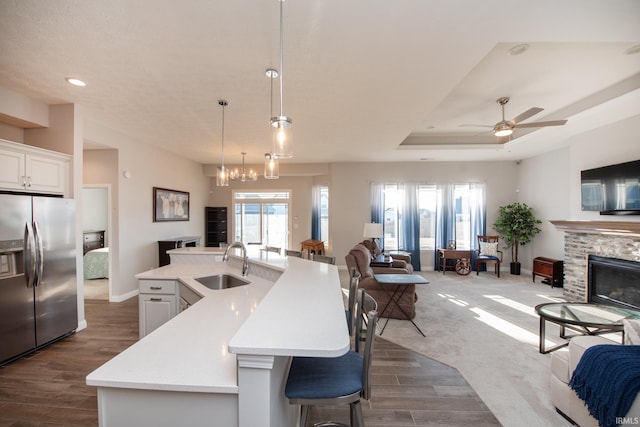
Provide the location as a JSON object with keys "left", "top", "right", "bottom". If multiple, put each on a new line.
{"left": 223, "top": 242, "right": 249, "bottom": 277}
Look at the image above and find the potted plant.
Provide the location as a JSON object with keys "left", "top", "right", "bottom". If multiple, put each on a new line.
{"left": 493, "top": 202, "right": 542, "bottom": 275}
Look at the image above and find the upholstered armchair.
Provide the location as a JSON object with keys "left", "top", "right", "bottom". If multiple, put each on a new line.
{"left": 361, "top": 239, "right": 413, "bottom": 273}
{"left": 345, "top": 244, "right": 416, "bottom": 319}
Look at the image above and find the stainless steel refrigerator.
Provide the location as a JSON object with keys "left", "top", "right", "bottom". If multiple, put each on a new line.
{"left": 0, "top": 194, "right": 77, "bottom": 366}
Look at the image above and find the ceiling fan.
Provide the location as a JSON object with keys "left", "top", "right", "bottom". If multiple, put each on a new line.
{"left": 465, "top": 96, "right": 568, "bottom": 141}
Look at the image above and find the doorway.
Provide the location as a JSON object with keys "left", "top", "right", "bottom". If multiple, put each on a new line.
{"left": 82, "top": 186, "right": 111, "bottom": 300}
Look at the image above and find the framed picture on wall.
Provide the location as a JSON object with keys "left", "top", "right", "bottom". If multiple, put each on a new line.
{"left": 153, "top": 187, "right": 190, "bottom": 222}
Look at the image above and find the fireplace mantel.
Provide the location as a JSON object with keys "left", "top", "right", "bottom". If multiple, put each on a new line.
{"left": 550, "top": 220, "right": 640, "bottom": 236}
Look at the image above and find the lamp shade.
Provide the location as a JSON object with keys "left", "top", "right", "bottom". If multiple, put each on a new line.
{"left": 363, "top": 222, "right": 383, "bottom": 239}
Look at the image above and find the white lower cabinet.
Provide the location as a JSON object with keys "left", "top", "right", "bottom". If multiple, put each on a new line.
{"left": 138, "top": 279, "right": 178, "bottom": 338}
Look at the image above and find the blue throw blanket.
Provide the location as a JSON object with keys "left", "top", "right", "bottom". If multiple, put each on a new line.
{"left": 569, "top": 344, "right": 640, "bottom": 427}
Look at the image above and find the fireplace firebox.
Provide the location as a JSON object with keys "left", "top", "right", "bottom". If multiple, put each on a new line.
{"left": 588, "top": 255, "right": 640, "bottom": 311}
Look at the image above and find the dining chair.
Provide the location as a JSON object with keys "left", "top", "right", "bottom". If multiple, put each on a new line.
{"left": 264, "top": 246, "right": 281, "bottom": 255}
{"left": 345, "top": 268, "right": 361, "bottom": 336}
{"left": 312, "top": 253, "right": 336, "bottom": 264}
{"left": 354, "top": 288, "right": 377, "bottom": 354}
{"left": 285, "top": 249, "right": 304, "bottom": 258}
{"left": 285, "top": 300, "right": 378, "bottom": 427}
{"left": 475, "top": 235, "right": 502, "bottom": 277}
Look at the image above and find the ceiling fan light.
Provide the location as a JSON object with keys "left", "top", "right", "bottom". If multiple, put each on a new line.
{"left": 495, "top": 128, "right": 513, "bottom": 137}
{"left": 494, "top": 122, "right": 513, "bottom": 137}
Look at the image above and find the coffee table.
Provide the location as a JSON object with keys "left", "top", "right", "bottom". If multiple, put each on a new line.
{"left": 534, "top": 302, "right": 640, "bottom": 354}
{"left": 373, "top": 274, "right": 429, "bottom": 337}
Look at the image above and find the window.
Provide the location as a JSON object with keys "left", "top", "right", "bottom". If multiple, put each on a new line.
{"left": 233, "top": 190, "right": 290, "bottom": 248}
{"left": 379, "top": 183, "right": 484, "bottom": 251}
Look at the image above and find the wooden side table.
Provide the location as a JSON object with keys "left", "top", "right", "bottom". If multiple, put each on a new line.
{"left": 300, "top": 239, "right": 325, "bottom": 259}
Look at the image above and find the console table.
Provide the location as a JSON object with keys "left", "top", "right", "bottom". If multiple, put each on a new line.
{"left": 533, "top": 257, "right": 563, "bottom": 287}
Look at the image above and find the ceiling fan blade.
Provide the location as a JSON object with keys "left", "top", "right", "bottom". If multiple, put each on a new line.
{"left": 459, "top": 124, "right": 493, "bottom": 128}
{"left": 510, "top": 107, "right": 544, "bottom": 124}
{"left": 515, "top": 120, "right": 568, "bottom": 128}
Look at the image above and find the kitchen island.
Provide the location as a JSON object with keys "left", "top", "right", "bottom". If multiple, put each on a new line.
{"left": 86, "top": 247, "right": 348, "bottom": 427}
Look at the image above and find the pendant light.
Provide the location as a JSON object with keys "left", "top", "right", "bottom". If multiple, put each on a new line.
{"left": 216, "top": 100, "right": 230, "bottom": 187}
{"left": 264, "top": 152, "right": 279, "bottom": 179}
{"left": 271, "top": 0, "right": 293, "bottom": 158}
{"left": 264, "top": 68, "right": 280, "bottom": 179}
{"left": 230, "top": 152, "right": 258, "bottom": 182}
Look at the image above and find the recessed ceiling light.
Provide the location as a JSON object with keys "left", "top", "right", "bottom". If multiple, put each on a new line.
{"left": 625, "top": 44, "right": 640, "bottom": 55}
{"left": 508, "top": 44, "right": 530, "bottom": 56}
{"left": 65, "top": 77, "right": 86, "bottom": 87}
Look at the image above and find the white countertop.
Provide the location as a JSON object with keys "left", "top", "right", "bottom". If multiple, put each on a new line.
{"left": 86, "top": 250, "right": 349, "bottom": 394}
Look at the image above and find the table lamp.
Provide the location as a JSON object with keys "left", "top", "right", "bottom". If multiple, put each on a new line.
{"left": 363, "top": 222, "right": 383, "bottom": 252}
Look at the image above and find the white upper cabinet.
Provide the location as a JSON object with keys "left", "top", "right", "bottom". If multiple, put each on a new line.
{"left": 0, "top": 139, "right": 70, "bottom": 195}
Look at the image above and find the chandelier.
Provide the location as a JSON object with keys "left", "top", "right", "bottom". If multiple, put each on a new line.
{"left": 230, "top": 152, "right": 257, "bottom": 182}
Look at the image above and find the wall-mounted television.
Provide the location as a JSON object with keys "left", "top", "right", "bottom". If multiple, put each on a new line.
{"left": 581, "top": 159, "right": 640, "bottom": 215}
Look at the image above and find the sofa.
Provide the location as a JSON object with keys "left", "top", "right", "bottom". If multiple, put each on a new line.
{"left": 345, "top": 243, "right": 417, "bottom": 320}
{"left": 550, "top": 334, "right": 640, "bottom": 426}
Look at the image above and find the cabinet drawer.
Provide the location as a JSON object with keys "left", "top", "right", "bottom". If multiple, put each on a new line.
{"left": 139, "top": 279, "right": 176, "bottom": 294}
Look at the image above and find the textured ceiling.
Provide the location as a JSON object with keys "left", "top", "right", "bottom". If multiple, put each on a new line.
{"left": 0, "top": 0, "right": 639, "bottom": 166}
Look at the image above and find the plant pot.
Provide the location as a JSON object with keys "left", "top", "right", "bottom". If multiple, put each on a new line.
{"left": 510, "top": 262, "right": 521, "bottom": 275}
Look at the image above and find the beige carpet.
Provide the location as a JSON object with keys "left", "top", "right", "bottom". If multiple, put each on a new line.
{"left": 84, "top": 278, "right": 109, "bottom": 300}
{"left": 340, "top": 268, "right": 600, "bottom": 427}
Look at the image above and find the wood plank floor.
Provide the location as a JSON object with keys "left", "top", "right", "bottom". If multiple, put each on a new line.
{"left": 0, "top": 299, "right": 500, "bottom": 427}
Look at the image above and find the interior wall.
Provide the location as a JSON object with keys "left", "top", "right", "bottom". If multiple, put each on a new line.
{"left": 84, "top": 120, "right": 210, "bottom": 301}
{"left": 207, "top": 175, "right": 314, "bottom": 250}
{"left": 518, "top": 114, "right": 640, "bottom": 272}
{"left": 330, "top": 161, "right": 517, "bottom": 269}
{"left": 516, "top": 148, "right": 571, "bottom": 268}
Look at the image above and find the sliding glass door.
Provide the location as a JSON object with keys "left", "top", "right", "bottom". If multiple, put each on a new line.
{"left": 233, "top": 191, "right": 290, "bottom": 249}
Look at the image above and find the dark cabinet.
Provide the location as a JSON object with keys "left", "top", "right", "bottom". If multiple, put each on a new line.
{"left": 533, "top": 257, "right": 564, "bottom": 287}
{"left": 158, "top": 236, "right": 200, "bottom": 267}
{"left": 205, "top": 207, "right": 228, "bottom": 247}
{"left": 83, "top": 230, "right": 105, "bottom": 255}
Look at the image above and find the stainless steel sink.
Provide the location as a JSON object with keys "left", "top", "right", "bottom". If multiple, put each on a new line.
{"left": 194, "top": 274, "right": 250, "bottom": 290}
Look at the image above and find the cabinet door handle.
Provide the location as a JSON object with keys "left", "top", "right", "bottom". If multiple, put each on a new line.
{"left": 26, "top": 176, "right": 32, "bottom": 187}
{"left": 150, "top": 297, "right": 163, "bottom": 302}
{"left": 150, "top": 286, "right": 162, "bottom": 290}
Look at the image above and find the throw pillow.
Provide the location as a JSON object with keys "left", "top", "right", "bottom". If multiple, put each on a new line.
{"left": 479, "top": 242, "right": 498, "bottom": 257}
{"left": 623, "top": 319, "right": 640, "bottom": 345}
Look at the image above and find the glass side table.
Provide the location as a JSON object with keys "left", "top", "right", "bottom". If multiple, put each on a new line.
{"left": 534, "top": 302, "right": 640, "bottom": 354}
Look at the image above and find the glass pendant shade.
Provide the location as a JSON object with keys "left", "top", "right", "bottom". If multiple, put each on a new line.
{"left": 264, "top": 153, "right": 279, "bottom": 179}
{"left": 216, "top": 100, "right": 229, "bottom": 187}
{"left": 217, "top": 165, "right": 229, "bottom": 187}
{"left": 271, "top": 115, "right": 293, "bottom": 158}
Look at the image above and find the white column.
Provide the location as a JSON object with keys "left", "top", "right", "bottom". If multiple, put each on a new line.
{"left": 236, "top": 354, "right": 297, "bottom": 427}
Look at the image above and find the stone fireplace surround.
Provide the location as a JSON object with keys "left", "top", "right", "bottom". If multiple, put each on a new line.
{"left": 551, "top": 221, "right": 640, "bottom": 302}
